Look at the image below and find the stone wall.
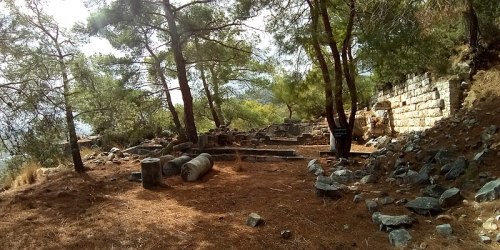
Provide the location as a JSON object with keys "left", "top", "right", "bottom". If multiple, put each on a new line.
{"left": 376, "top": 73, "right": 462, "bottom": 133}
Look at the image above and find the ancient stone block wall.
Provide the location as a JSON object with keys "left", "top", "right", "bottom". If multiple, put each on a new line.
{"left": 376, "top": 73, "right": 461, "bottom": 133}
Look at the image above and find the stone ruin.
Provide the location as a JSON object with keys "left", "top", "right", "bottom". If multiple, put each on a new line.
{"left": 365, "top": 72, "right": 464, "bottom": 136}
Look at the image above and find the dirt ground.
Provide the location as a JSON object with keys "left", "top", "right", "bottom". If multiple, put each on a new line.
{"left": 1, "top": 66, "right": 500, "bottom": 250}
{"left": 0, "top": 142, "right": 497, "bottom": 250}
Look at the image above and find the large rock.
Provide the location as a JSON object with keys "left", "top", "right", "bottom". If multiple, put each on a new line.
{"left": 389, "top": 229, "right": 412, "bottom": 247}
{"left": 331, "top": 169, "right": 353, "bottom": 184}
{"left": 475, "top": 179, "right": 500, "bottom": 202}
{"left": 413, "top": 164, "right": 434, "bottom": 185}
{"left": 422, "top": 184, "right": 447, "bottom": 198}
{"left": 433, "top": 149, "right": 458, "bottom": 165}
{"left": 439, "top": 188, "right": 462, "bottom": 208}
{"left": 444, "top": 157, "right": 467, "bottom": 180}
{"left": 315, "top": 181, "right": 341, "bottom": 198}
{"left": 405, "top": 197, "right": 441, "bottom": 215}
{"left": 372, "top": 212, "right": 414, "bottom": 232}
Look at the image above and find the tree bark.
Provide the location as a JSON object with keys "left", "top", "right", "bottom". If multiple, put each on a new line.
{"left": 286, "top": 104, "right": 293, "bottom": 119}
{"left": 209, "top": 65, "right": 226, "bottom": 126}
{"left": 466, "top": 0, "right": 479, "bottom": 52}
{"left": 162, "top": 0, "right": 198, "bottom": 143}
{"left": 194, "top": 37, "right": 221, "bottom": 127}
{"left": 59, "top": 55, "right": 85, "bottom": 172}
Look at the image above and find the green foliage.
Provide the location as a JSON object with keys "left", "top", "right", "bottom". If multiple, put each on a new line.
{"left": 223, "top": 98, "right": 283, "bottom": 130}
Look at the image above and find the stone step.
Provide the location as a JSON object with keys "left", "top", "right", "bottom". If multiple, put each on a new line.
{"left": 319, "top": 151, "right": 371, "bottom": 157}
{"left": 189, "top": 147, "right": 298, "bottom": 157}
{"left": 186, "top": 154, "right": 305, "bottom": 162}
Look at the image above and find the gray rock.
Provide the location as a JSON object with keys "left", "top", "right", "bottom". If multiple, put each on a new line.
{"left": 413, "top": 171, "right": 431, "bottom": 185}
{"left": 433, "top": 149, "right": 458, "bottom": 165}
{"left": 280, "top": 230, "right": 292, "bottom": 239}
{"left": 360, "top": 174, "right": 377, "bottom": 184}
{"left": 246, "top": 213, "right": 263, "bottom": 227}
{"left": 439, "top": 188, "right": 462, "bottom": 208}
{"left": 440, "top": 163, "right": 453, "bottom": 174}
{"left": 389, "top": 229, "right": 412, "bottom": 247}
{"left": 475, "top": 179, "right": 500, "bottom": 202}
{"left": 422, "top": 184, "right": 448, "bottom": 198}
{"left": 444, "top": 157, "right": 468, "bottom": 180}
{"left": 395, "top": 198, "right": 408, "bottom": 205}
{"left": 332, "top": 169, "right": 353, "bottom": 183}
{"left": 128, "top": 172, "right": 142, "bottom": 182}
{"left": 107, "top": 153, "right": 116, "bottom": 161}
{"left": 315, "top": 181, "right": 341, "bottom": 198}
{"left": 479, "top": 235, "right": 491, "bottom": 244}
{"left": 381, "top": 196, "right": 395, "bottom": 205}
{"left": 436, "top": 224, "right": 453, "bottom": 236}
{"left": 365, "top": 199, "right": 379, "bottom": 215}
{"left": 405, "top": 197, "right": 441, "bottom": 215}
{"left": 495, "top": 233, "right": 500, "bottom": 243}
{"left": 353, "top": 194, "right": 363, "bottom": 203}
{"left": 316, "top": 175, "right": 334, "bottom": 185}
{"left": 307, "top": 160, "right": 324, "bottom": 176}
{"left": 372, "top": 212, "right": 414, "bottom": 232}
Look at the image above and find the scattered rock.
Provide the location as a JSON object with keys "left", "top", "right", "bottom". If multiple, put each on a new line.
{"left": 381, "top": 196, "right": 395, "bottom": 205}
{"left": 128, "top": 172, "right": 142, "bottom": 182}
{"left": 280, "top": 230, "right": 292, "bottom": 239}
{"left": 246, "top": 213, "right": 263, "bottom": 227}
{"left": 444, "top": 157, "right": 467, "bottom": 180}
{"left": 395, "top": 199, "right": 408, "bottom": 205}
{"left": 414, "top": 164, "right": 434, "bottom": 185}
{"left": 353, "top": 194, "right": 363, "bottom": 203}
{"left": 479, "top": 235, "right": 491, "bottom": 244}
{"left": 439, "top": 188, "right": 462, "bottom": 208}
{"left": 315, "top": 181, "right": 341, "bottom": 198}
{"left": 482, "top": 218, "right": 498, "bottom": 231}
{"left": 436, "top": 224, "right": 453, "bottom": 236}
{"left": 475, "top": 179, "right": 500, "bottom": 202}
{"left": 307, "top": 159, "right": 325, "bottom": 176}
{"left": 495, "top": 233, "right": 500, "bottom": 243}
{"left": 433, "top": 150, "right": 458, "bottom": 165}
{"left": 365, "top": 199, "right": 379, "bottom": 215}
{"left": 372, "top": 212, "right": 414, "bottom": 232}
{"left": 388, "top": 229, "right": 412, "bottom": 247}
{"left": 422, "top": 184, "right": 447, "bottom": 198}
{"left": 405, "top": 197, "right": 441, "bottom": 215}
{"left": 360, "top": 174, "right": 377, "bottom": 184}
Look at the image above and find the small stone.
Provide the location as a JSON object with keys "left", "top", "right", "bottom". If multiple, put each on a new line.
{"left": 353, "top": 194, "right": 363, "bottom": 203}
{"left": 128, "top": 172, "right": 142, "bottom": 182}
{"left": 280, "top": 230, "right": 292, "bottom": 239}
{"left": 482, "top": 218, "right": 498, "bottom": 231}
{"left": 315, "top": 181, "right": 342, "bottom": 198}
{"left": 495, "top": 233, "right": 500, "bottom": 243}
{"left": 479, "top": 235, "right": 491, "bottom": 244}
{"left": 422, "top": 184, "right": 447, "bottom": 198}
{"left": 381, "top": 196, "right": 395, "bottom": 205}
{"left": 395, "top": 198, "right": 408, "bottom": 205}
{"left": 389, "top": 229, "right": 412, "bottom": 247}
{"left": 360, "top": 174, "right": 377, "bottom": 184}
{"left": 444, "top": 157, "right": 467, "bottom": 180}
{"left": 436, "top": 224, "right": 453, "bottom": 236}
{"left": 475, "top": 179, "right": 500, "bottom": 202}
{"left": 439, "top": 188, "right": 462, "bottom": 208}
{"left": 365, "top": 199, "right": 379, "bottom": 215}
{"left": 246, "top": 213, "right": 263, "bottom": 227}
{"left": 372, "top": 212, "right": 414, "bottom": 231}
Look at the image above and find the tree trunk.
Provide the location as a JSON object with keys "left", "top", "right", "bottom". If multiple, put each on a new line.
{"left": 307, "top": 0, "right": 337, "bottom": 147}
{"left": 209, "top": 66, "right": 225, "bottom": 126}
{"left": 141, "top": 31, "right": 186, "bottom": 140}
{"left": 195, "top": 37, "right": 220, "bottom": 127}
{"left": 466, "top": 0, "right": 479, "bottom": 52}
{"left": 286, "top": 104, "right": 293, "bottom": 119}
{"left": 162, "top": 0, "right": 198, "bottom": 143}
{"left": 59, "top": 57, "right": 84, "bottom": 172}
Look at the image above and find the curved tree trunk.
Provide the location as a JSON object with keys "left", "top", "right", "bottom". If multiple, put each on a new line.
{"left": 209, "top": 66, "right": 225, "bottom": 126}
{"left": 162, "top": 0, "right": 198, "bottom": 143}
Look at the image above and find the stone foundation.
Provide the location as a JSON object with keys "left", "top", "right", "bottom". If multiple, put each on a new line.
{"left": 376, "top": 73, "right": 462, "bottom": 134}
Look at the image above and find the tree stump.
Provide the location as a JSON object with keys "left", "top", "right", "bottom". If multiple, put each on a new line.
{"left": 140, "top": 158, "right": 162, "bottom": 189}
{"left": 181, "top": 153, "right": 213, "bottom": 181}
{"left": 163, "top": 155, "right": 192, "bottom": 176}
